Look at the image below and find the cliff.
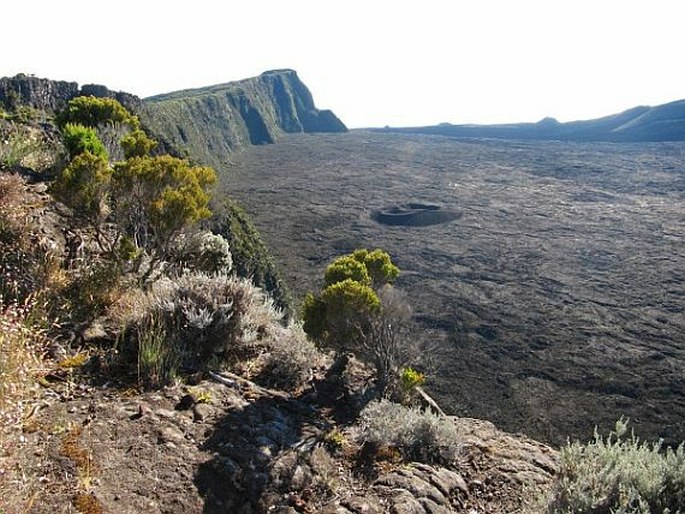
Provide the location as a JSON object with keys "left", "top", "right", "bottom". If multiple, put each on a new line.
{"left": 143, "top": 69, "right": 347, "bottom": 169}
{"left": 0, "top": 74, "right": 142, "bottom": 116}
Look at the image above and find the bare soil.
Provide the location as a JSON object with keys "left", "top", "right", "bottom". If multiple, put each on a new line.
{"left": 224, "top": 131, "right": 685, "bottom": 446}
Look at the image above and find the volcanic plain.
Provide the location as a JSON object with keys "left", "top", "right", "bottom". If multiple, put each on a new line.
{"left": 223, "top": 131, "right": 685, "bottom": 446}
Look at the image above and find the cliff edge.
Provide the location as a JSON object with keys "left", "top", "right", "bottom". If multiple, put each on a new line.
{"left": 143, "top": 69, "right": 347, "bottom": 169}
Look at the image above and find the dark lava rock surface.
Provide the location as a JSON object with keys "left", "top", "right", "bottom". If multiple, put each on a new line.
{"left": 225, "top": 131, "right": 685, "bottom": 446}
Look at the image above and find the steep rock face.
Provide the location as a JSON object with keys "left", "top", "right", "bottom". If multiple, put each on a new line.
{"left": 0, "top": 74, "right": 144, "bottom": 120}
{"left": 0, "top": 74, "right": 79, "bottom": 112}
{"left": 143, "top": 69, "right": 347, "bottom": 169}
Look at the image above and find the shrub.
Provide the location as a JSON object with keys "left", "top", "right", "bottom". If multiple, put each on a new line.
{"left": 56, "top": 96, "right": 137, "bottom": 129}
{"left": 324, "top": 255, "right": 371, "bottom": 287}
{"left": 359, "top": 399, "right": 461, "bottom": 465}
{"left": 351, "top": 248, "right": 400, "bottom": 287}
{"left": 61, "top": 123, "right": 108, "bottom": 160}
{"left": 545, "top": 418, "right": 685, "bottom": 514}
{"left": 111, "top": 155, "right": 216, "bottom": 276}
{"left": 304, "top": 249, "right": 415, "bottom": 396}
{"left": 316, "top": 278, "right": 381, "bottom": 353}
{"left": 172, "top": 230, "right": 233, "bottom": 274}
{"left": 113, "top": 272, "right": 319, "bottom": 388}
{"left": 120, "top": 128, "right": 157, "bottom": 159}
{"left": 260, "top": 322, "right": 321, "bottom": 390}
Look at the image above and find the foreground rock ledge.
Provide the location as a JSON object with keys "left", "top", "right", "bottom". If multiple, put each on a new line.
{"left": 15, "top": 374, "right": 558, "bottom": 514}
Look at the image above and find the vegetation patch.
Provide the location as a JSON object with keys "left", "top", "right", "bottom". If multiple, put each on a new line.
{"left": 359, "top": 399, "right": 461, "bottom": 465}
{"left": 544, "top": 418, "right": 685, "bottom": 514}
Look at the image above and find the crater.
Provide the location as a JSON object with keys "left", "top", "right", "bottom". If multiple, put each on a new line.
{"left": 372, "top": 202, "right": 462, "bottom": 227}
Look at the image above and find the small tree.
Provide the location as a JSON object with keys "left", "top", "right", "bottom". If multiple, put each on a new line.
{"left": 50, "top": 152, "right": 112, "bottom": 240}
{"left": 112, "top": 155, "right": 216, "bottom": 277}
{"left": 303, "top": 249, "right": 414, "bottom": 396}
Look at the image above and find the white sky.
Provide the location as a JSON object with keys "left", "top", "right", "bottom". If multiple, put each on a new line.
{"left": 2, "top": 1, "right": 684, "bottom": 128}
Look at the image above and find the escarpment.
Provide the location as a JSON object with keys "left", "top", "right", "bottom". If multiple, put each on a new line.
{"left": 143, "top": 69, "right": 347, "bottom": 169}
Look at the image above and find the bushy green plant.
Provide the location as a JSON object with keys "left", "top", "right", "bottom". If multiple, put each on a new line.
{"left": 545, "top": 418, "right": 685, "bottom": 514}
{"left": 112, "top": 155, "right": 216, "bottom": 275}
{"left": 324, "top": 255, "right": 372, "bottom": 287}
{"left": 351, "top": 248, "right": 400, "bottom": 287}
{"left": 359, "top": 399, "right": 461, "bottom": 465}
{"left": 50, "top": 152, "right": 112, "bottom": 230}
{"left": 303, "top": 249, "right": 415, "bottom": 396}
{"left": 306, "top": 278, "right": 381, "bottom": 354}
{"left": 120, "top": 128, "right": 157, "bottom": 159}
{"left": 56, "top": 96, "right": 138, "bottom": 129}
{"left": 61, "top": 123, "right": 108, "bottom": 160}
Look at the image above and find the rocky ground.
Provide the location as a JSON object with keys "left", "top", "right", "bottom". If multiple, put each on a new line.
{"left": 224, "top": 131, "right": 685, "bottom": 447}
{"left": 3, "top": 359, "right": 557, "bottom": 514}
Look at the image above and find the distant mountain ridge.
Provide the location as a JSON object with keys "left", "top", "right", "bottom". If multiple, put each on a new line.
{"left": 375, "top": 99, "right": 685, "bottom": 142}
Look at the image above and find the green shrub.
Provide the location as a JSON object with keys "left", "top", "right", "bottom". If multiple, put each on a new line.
{"left": 111, "top": 155, "right": 216, "bottom": 276}
{"left": 359, "top": 399, "right": 461, "bottom": 465}
{"left": 56, "top": 96, "right": 137, "bottom": 129}
{"left": 120, "top": 128, "right": 157, "bottom": 159}
{"left": 61, "top": 123, "right": 108, "bottom": 160}
{"left": 545, "top": 418, "right": 685, "bottom": 514}
{"left": 303, "top": 249, "right": 414, "bottom": 397}
{"left": 351, "top": 248, "right": 400, "bottom": 287}
{"left": 324, "top": 255, "right": 372, "bottom": 287}
{"left": 50, "top": 152, "right": 112, "bottom": 223}
{"left": 316, "top": 278, "right": 381, "bottom": 354}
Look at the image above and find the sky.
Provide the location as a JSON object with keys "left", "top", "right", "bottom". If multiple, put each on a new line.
{"left": 2, "top": 1, "right": 685, "bottom": 128}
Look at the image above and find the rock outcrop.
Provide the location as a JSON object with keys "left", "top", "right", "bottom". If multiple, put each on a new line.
{"left": 0, "top": 74, "right": 78, "bottom": 113}
{"left": 20, "top": 371, "right": 557, "bottom": 514}
{"left": 143, "top": 69, "right": 347, "bottom": 169}
{"left": 0, "top": 74, "right": 143, "bottom": 116}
